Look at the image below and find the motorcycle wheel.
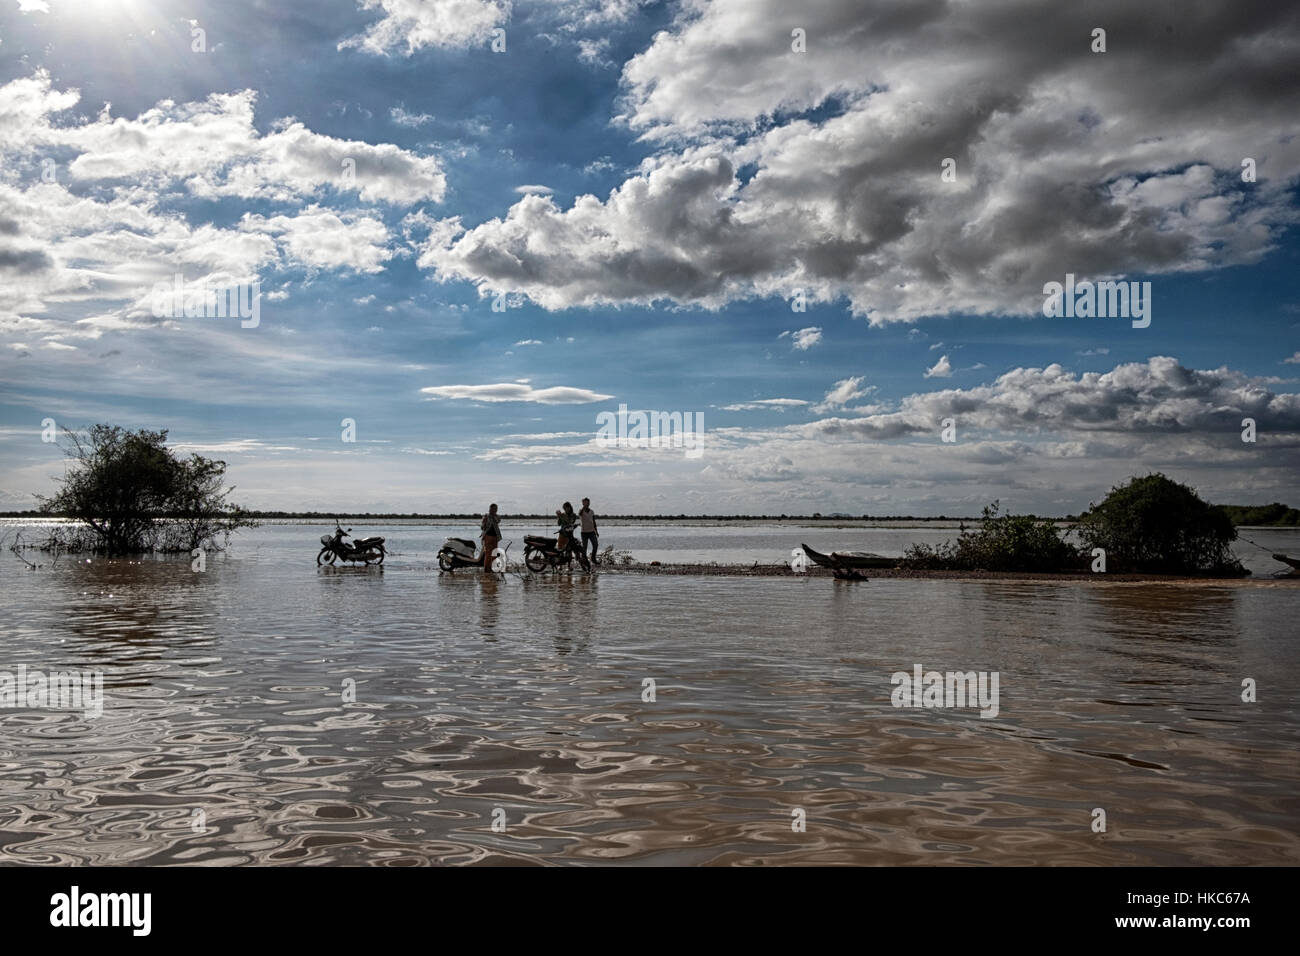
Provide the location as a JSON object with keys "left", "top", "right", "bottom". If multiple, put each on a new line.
{"left": 438, "top": 551, "right": 455, "bottom": 571}
{"left": 525, "top": 549, "right": 548, "bottom": 572}
{"left": 372, "top": 549, "right": 385, "bottom": 566}
{"left": 317, "top": 548, "right": 336, "bottom": 566}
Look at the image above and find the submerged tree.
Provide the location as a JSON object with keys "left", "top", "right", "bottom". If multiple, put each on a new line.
{"left": 160, "top": 452, "right": 256, "bottom": 552}
{"left": 38, "top": 424, "right": 256, "bottom": 554}
{"left": 1077, "top": 473, "right": 1243, "bottom": 575}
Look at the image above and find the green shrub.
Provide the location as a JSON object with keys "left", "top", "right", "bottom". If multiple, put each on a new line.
{"left": 902, "top": 501, "right": 1082, "bottom": 571}
{"left": 1077, "top": 473, "right": 1244, "bottom": 575}
{"left": 899, "top": 539, "right": 961, "bottom": 570}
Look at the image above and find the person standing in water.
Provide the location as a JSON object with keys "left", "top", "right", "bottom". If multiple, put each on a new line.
{"left": 557, "top": 501, "right": 589, "bottom": 571}
{"left": 480, "top": 503, "right": 501, "bottom": 570}
{"left": 579, "top": 497, "right": 599, "bottom": 565}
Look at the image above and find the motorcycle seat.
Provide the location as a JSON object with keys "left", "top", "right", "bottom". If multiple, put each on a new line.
{"left": 524, "top": 534, "right": 555, "bottom": 547}
{"left": 447, "top": 537, "right": 476, "bottom": 549}
{"left": 354, "top": 536, "right": 384, "bottom": 546}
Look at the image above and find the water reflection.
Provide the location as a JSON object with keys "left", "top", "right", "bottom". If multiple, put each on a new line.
{"left": 43, "top": 556, "right": 219, "bottom": 673}
{"left": 479, "top": 573, "right": 500, "bottom": 640}
{"left": 1090, "top": 584, "right": 1237, "bottom": 645}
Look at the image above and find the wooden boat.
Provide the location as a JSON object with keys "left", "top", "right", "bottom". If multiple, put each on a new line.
{"left": 800, "top": 543, "right": 896, "bottom": 570}
{"left": 1272, "top": 553, "right": 1300, "bottom": 575}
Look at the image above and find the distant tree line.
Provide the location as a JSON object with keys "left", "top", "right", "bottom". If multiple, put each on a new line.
{"left": 10, "top": 509, "right": 1012, "bottom": 521}
{"left": 5, "top": 509, "right": 998, "bottom": 521}
{"left": 11, "top": 506, "right": 1295, "bottom": 524}
{"left": 1214, "top": 503, "right": 1300, "bottom": 527}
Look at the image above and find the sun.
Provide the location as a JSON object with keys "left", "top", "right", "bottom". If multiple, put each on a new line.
{"left": 53, "top": 0, "right": 159, "bottom": 27}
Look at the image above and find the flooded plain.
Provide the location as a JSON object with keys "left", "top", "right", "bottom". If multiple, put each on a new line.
{"left": 2, "top": 520, "right": 1297, "bottom": 865}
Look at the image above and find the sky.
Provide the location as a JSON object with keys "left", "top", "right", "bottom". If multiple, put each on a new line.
{"left": 0, "top": 0, "right": 1297, "bottom": 516}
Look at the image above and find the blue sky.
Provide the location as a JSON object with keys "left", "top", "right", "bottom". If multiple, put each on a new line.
{"left": 1, "top": 0, "right": 1298, "bottom": 515}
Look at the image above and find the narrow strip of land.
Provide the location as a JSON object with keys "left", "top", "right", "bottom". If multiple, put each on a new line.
{"left": 498, "top": 563, "right": 1300, "bottom": 584}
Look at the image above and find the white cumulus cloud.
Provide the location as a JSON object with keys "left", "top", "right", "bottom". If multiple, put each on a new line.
{"left": 420, "top": 382, "right": 614, "bottom": 404}
{"left": 415, "top": 0, "right": 1300, "bottom": 321}
{"left": 813, "top": 375, "right": 872, "bottom": 413}
{"left": 925, "top": 355, "right": 953, "bottom": 379}
{"left": 340, "top": 0, "right": 511, "bottom": 55}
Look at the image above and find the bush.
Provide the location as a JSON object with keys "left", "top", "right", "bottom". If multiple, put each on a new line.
{"left": 37, "top": 424, "right": 256, "bottom": 554}
{"left": 1077, "top": 473, "right": 1244, "bottom": 575}
{"left": 902, "top": 501, "right": 1082, "bottom": 572}
{"left": 899, "top": 539, "right": 957, "bottom": 570}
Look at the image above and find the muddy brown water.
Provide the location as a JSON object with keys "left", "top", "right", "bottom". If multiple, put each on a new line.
{"left": 2, "top": 521, "right": 1297, "bottom": 865}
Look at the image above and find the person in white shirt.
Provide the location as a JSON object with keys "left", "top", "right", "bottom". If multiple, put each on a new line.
{"left": 579, "top": 497, "right": 599, "bottom": 565}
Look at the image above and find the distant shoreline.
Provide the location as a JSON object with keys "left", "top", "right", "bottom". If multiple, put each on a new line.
{"left": 0, "top": 511, "right": 1012, "bottom": 522}
{"left": 6, "top": 510, "right": 1300, "bottom": 527}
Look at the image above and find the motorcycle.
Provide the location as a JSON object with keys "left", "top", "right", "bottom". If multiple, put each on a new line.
{"left": 438, "top": 536, "right": 510, "bottom": 572}
{"left": 317, "top": 520, "right": 386, "bottom": 566}
{"left": 524, "top": 532, "right": 589, "bottom": 572}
